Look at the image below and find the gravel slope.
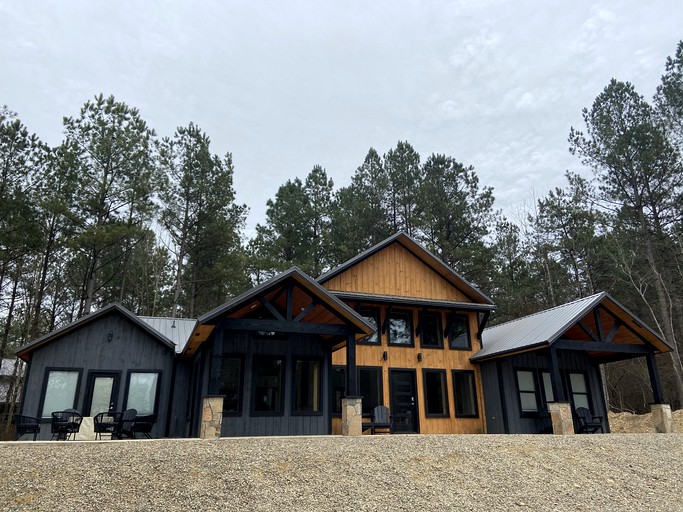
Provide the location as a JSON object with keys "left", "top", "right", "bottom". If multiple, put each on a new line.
{"left": 0, "top": 434, "right": 681, "bottom": 511}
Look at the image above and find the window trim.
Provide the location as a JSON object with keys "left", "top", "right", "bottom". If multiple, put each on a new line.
{"left": 447, "top": 314, "right": 471, "bottom": 351}
{"left": 419, "top": 311, "right": 444, "bottom": 349}
{"left": 357, "top": 365, "right": 384, "bottom": 416}
{"left": 291, "top": 356, "right": 324, "bottom": 416}
{"left": 387, "top": 309, "right": 414, "bottom": 347}
{"left": 38, "top": 367, "right": 83, "bottom": 419}
{"left": 123, "top": 369, "right": 162, "bottom": 417}
{"left": 218, "top": 354, "right": 245, "bottom": 416}
{"left": 357, "top": 307, "right": 381, "bottom": 345}
{"left": 83, "top": 369, "right": 122, "bottom": 417}
{"left": 250, "top": 355, "right": 286, "bottom": 417}
{"left": 566, "top": 370, "right": 592, "bottom": 413}
{"left": 330, "top": 365, "right": 385, "bottom": 417}
{"left": 422, "top": 369, "right": 450, "bottom": 418}
{"left": 452, "top": 369, "right": 479, "bottom": 418}
{"left": 514, "top": 368, "right": 541, "bottom": 417}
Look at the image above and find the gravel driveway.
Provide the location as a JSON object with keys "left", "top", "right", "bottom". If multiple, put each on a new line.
{"left": 0, "top": 434, "right": 681, "bottom": 511}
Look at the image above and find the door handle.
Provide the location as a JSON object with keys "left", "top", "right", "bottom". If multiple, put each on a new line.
{"left": 411, "top": 397, "right": 415, "bottom": 405}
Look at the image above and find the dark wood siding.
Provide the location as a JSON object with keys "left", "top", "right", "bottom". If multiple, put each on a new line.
{"left": 20, "top": 310, "right": 175, "bottom": 440}
{"left": 200, "top": 329, "right": 330, "bottom": 437}
{"left": 478, "top": 349, "right": 609, "bottom": 434}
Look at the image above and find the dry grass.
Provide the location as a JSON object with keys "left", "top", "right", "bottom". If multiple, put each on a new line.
{"left": 608, "top": 409, "right": 683, "bottom": 433}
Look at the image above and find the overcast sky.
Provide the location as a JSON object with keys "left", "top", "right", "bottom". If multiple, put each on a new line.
{"left": 2, "top": 1, "right": 682, "bottom": 234}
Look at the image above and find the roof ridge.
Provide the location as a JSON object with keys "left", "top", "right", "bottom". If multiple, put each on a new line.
{"left": 139, "top": 315, "right": 197, "bottom": 321}
{"left": 485, "top": 292, "right": 605, "bottom": 331}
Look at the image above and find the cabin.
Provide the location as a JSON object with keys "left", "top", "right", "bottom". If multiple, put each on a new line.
{"left": 14, "top": 232, "right": 674, "bottom": 438}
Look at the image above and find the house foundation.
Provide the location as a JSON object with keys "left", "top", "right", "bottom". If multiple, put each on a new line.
{"left": 341, "top": 397, "right": 363, "bottom": 436}
{"left": 548, "top": 402, "right": 575, "bottom": 435}
{"left": 650, "top": 403, "right": 673, "bottom": 433}
{"left": 200, "top": 395, "right": 224, "bottom": 439}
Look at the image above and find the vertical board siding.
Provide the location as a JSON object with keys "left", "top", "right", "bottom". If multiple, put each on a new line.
{"left": 331, "top": 307, "right": 486, "bottom": 434}
{"left": 324, "top": 243, "right": 471, "bottom": 302}
{"left": 21, "top": 311, "right": 175, "bottom": 440}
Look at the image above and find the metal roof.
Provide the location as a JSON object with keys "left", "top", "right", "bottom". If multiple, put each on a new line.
{"left": 139, "top": 317, "right": 197, "bottom": 354}
{"left": 331, "top": 291, "right": 496, "bottom": 311}
{"left": 473, "top": 292, "right": 607, "bottom": 360}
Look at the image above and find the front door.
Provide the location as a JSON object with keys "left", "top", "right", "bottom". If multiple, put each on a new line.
{"left": 389, "top": 369, "right": 418, "bottom": 433}
{"left": 84, "top": 372, "right": 120, "bottom": 416}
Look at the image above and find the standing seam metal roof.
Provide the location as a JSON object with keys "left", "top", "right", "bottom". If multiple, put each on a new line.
{"left": 138, "top": 317, "right": 197, "bottom": 354}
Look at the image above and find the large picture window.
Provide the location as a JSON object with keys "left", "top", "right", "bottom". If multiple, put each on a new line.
{"left": 219, "top": 356, "right": 243, "bottom": 414}
{"left": 293, "top": 359, "right": 322, "bottom": 415}
{"left": 41, "top": 369, "right": 81, "bottom": 418}
{"left": 125, "top": 371, "right": 160, "bottom": 416}
{"left": 420, "top": 312, "right": 443, "bottom": 348}
{"left": 447, "top": 315, "right": 470, "bottom": 350}
{"left": 452, "top": 370, "right": 479, "bottom": 418}
{"left": 516, "top": 370, "right": 538, "bottom": 414}
{"left": 330, "top": 366, "right": 346, "bottom": 415}
{"left": 569, "top": 372, "right": 590, "bottom": 410}
{"left": 388, "top": 310, "right": 413, "bottom": 346}
{"left": 252, "top": 356, "right": 284, "bottom": 415}
{"left": 358, "top": 366, "right": 383, "bottom": 415}
{"left": 423, "top": 369, "right": 449, "bottom": 417}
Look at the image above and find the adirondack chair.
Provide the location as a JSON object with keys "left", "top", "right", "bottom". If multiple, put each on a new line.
{"left": 368, "top": 405, "right": 392, "bottom": 435}
{"left": 118, "top": 408, "right": 138, "bottom": 439}
{"left": 14, "top": 414, "right": 40, "bottom": 441}
{"left": 575, "top": 407, "right": 603, "bottom": 433}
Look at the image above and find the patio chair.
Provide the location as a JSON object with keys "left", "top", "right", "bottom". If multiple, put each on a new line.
{"left": 51, "top": 409, "right": 83, "bottom": 440}
{"left": 14, "top": 414, "right": 41, "bottom": 441}
{"left": 130, "top": 414, "right": 156, "bottom": 439}
{"left": 93, "top": 411, "right": 123, "bottom": 440}
{"left": 368, "top": 405, "right": 392, "bottom": 435}
{"left": 575, "top": 407, "right": 603, "bottom": 434}
{"left": 118, "top": 408, "right": 138, "bottom": 439}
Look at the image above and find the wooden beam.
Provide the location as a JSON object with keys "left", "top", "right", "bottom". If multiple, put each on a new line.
{"left": 593, "top": 307, "right": 604, "bottom": 341}
{"left": 549, "top": 346, "right": 565, "bottom": 402}
{"left": 554, "top": 339, "right": 650, "bottom": 354}
{"left": 223, "top": 318, "right": 353, "bottom": 335}
{"left": 477, "top": 311, "right": 491, "bottom": 341}
{"left": 646, "top": 352, "right": 665, "bottom": 403}
{"left": 577, "top": 321, "right": 599, "bottom": 342}
{"left": 346, "top": 334, "right": 357, "bottom": 396}
{"left": 293, "top": 301, "right": 317, "bottom": 322}
{"left": 259, "top": 296, "right": 285, "bottom": 321}
{"left": 286, "top": 285, "right": 293, "bottom": 321}
{"left": 605, "top": 320, "right": 622, "bottom": 343}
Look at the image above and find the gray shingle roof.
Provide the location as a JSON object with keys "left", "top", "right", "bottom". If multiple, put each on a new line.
{"left": 473, "top": 292, "right": 607, "bottom": 360}
{"left": 138, "top": 317, "right": 197, "bottom": 354}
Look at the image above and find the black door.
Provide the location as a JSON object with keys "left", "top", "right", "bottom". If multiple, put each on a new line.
{"left": 389, "top": 369, "right": 418, "bottom": 433}
{"left": 84, "top": 371, "right": 120, "bottom": 416}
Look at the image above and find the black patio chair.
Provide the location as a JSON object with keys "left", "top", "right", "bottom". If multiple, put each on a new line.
{"left": 130, "top": 414, "right": 156, "bottom": 439}
{"left": 51, "top": 409, "right": 83, "bottom": 440}
{"left": 367, "top": 405, "right": 392, "bottom": 435}
{"left": 118, "top": 408, "right": 137, "bottom": 439}
{"left": 93, "top": 411, "right": 123, "bottom": 440}
{"left": 575, "top": 407, "right": 603, "bottom": 434}
{"left": 14, "top": 414, "right": 41, "bottom": 441}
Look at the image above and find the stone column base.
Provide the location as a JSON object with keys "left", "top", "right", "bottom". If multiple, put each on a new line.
{"left": 341, "top": 397, "right": 363, "bottom": 436}
{"left": 200, "top": 395, "right": 224, "bottom": 439}
{"left": 650, "top": 403, "right": 673, "bottom": 433}
{"left": 548, "top": 402, "right": 575, "bottom": 435}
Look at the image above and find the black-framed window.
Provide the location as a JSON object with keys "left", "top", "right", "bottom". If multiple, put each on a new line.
{"left": 330, "top": 366, "right": 346, "bottom": 415}
{"left": 125, "top": 370, "right": 161, "bottom": 416}
{"left": 453, "top": 370, "right": 479, "bottom": 418}
{"left": 423, "top": 369, "right": 449, "bottom": 417}
{"left": 40, "top": 368, "right": 82, "bottom": 418}
{"left": 447, "top": 315, "right": 470, "bottom": 350}
{"left": 358, "top": 366, "right": 383, "bottom": 415}
{"left": 388, "top": 309, "right": 413, "bottom": 346}
{"left": 568, "top": 372, "right": 590, "bottom": 410}
{"left": 252, "top": 356, "right": 284, "bottom": 415}
{"left": 420, "top": 312, "right": 443, "bottom": 348}
{"left": 516, "top": 370, "right": 538, "bottom": 414}
{"left": 293, "top": 358, "right": 322, "bottom": 415}
{"left": 358, "top": 307, "right": 380, "bottom": 344}
{"left": 541, "top": 371, "right": 555, "bottom": 404}
{"left": 218, "top": 355, "right": 244, "bottom": 414}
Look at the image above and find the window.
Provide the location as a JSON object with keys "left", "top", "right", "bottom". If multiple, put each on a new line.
{"left": 219, "top": 356, "right": 243, "bottom": 414}
{"left": 358, "top": 307, "right": 380, "bottom": 344}
{"left": 516, "top": 370, "right": 538, "bottom": 414}
{"left": 293, "top": 359, "right": 322, "bottom": 414}
{"left": 453, "top": 370, "right": 479, "bottom": 417}
{"left": 330, "top": 366, "right": 346, "bottom": 415}
{"left": 388, "top": 310, "right": 413, "bottom": 346}
{"left": 358, "top": 366, "right": 383, "bottom": 415}
{"left": 423, "top": 369, "right": 449, "bottom": 417}
{"left": 41, "top": 369, "right": 80, "bottom": 418}
{"left": 569, "top": 372, "right": 590, "bottom": 410}
{"left": 125, "top": 371, "right": 160, "bottom": 415}
{"left": 541, "top": 372, "right": 555, "bottom": 404}
{"left": 420, "top": 312, "right": 443, "bottom": 348}
{"left": 252, "top": 356, "right": 284, "bottom": 415}
{"left": 447, "top": 315, "right": 470, "bottom": 350}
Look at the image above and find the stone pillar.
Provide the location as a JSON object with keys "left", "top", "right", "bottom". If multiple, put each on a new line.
{"left": 548, "top": 402, "right": 575, "bottom": 435}
{"left": 650, "top": 403, "right": 673, "bottom": 433}
{"left": 341, "top": 396, "right": 363, "bottom": 436}
{"left": 200, "top": 395, "right": 224, "bottom": 439}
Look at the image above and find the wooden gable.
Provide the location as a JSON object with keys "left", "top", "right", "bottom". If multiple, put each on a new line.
{"left": 322, "top": 241, "right": 472, "bottom": 302}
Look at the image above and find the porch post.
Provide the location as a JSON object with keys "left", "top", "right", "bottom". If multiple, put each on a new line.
{"left": 342, "top": 333, "right": 363, "bottom": 436}
{"left": 645, "top": 351, "right": 664, "bottom": 404}
{"left": 200, "top": 395, "right": 224, "bottom": 439}
{"left": 646, "top": 352, "right": 672, "bottom": 433}
{"left": 549, "top": 346, "right": 565, "bottom": 401}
